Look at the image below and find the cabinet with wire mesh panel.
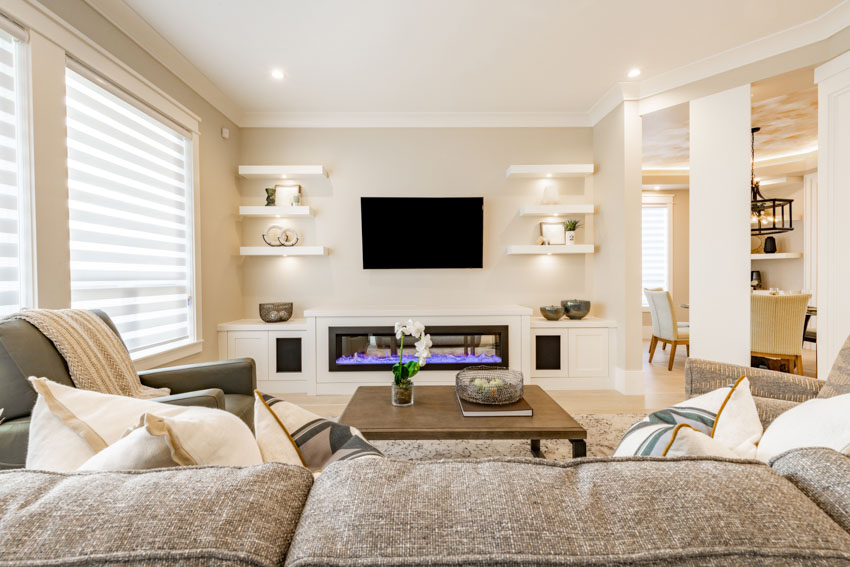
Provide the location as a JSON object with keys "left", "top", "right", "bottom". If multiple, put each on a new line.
{"left": 530, "top": 317, "right": 615, "bottom": 389}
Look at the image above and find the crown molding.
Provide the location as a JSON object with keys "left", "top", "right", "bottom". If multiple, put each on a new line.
{"left": 639, "top": 0, "right": 850, "bottom": 102}
{"left": 587, "top": 82, "right": 640, "bottom": 125}
{"left": 83, "top": 0, "right": 244, "bottom": 126}
{"left": 240, "top": 111, "right": 591, "bottom": 128}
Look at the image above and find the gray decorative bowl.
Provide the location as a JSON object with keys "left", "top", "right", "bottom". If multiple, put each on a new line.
{"left": 456, "top": 366, "right": 523, "bottom": 405}
{"left": 539, "top": 305, "right": 565, "bottom": 320}
{"left": 561, "top": 299, "right": 591, "bottom": 320}
{"left": 259, "top": 302, "right": 293, "bottom": 323}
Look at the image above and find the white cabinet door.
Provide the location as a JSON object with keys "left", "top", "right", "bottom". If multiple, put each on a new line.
{"left": 227, "top": 331, "right": 269, "bottom": 382}
{"left": 530, "top": 329, "right": 569, "bottom": 379}
{"left": 568, "top": 328, "right": 609, "bottom": 377}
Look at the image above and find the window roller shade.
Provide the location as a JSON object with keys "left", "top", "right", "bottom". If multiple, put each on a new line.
{"left": 66, "top": 67, "right": 195, "bottom": 355}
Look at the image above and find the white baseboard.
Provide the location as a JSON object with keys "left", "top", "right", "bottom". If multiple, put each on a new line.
{"left": 614, "top": 368, "right": 644, "bottom": 395}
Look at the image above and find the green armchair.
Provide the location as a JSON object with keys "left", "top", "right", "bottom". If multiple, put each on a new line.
{"left": 0, "top": 310, "right": 255, "bottom": 470}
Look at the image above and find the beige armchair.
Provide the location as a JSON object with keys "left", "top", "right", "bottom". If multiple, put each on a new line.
{"left": 645, "top": 289, "right": 689, "bottom": 371}
{"left": 751, "top": 293, "right": 811, "bottom": 375}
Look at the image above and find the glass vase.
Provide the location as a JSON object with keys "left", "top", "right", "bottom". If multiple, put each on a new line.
{"left": 392, "top": 382, "right": 414, "bottom": 407}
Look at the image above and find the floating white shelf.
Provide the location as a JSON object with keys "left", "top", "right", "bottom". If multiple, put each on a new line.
{"left": 751, "top": 252, "right": 802, "bottom": 260}
{"left": 240, "top": 246, "right": 328, "bottom": 256}
{"left": 519, "top": 204, "right": 594, "bottom": 216}
{"left": 239, "top": 206, "right": 313, "bottom": 218}
{"left": 238, "top": 165, "right": 328, "bottom": 180}
{"left": 506, "top": 164, "right": 595, "bottom": 178}
{"left": 507, "top": 244, "right": 595, "bottom": 255}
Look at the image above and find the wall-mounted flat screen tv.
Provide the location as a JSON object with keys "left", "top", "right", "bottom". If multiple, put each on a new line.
{"left": 361, "top": 197, "right": 483, "bottom": 269}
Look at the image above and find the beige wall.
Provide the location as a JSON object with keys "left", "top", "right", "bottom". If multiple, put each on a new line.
{"left": 642, "top": 189, "right": 690, "bottom": 327}
{"left": 30, "top": 0, "right": 243, "bottom": 365}
{"left": 592, "top": 102, "right": 644, "bottom": 391}
{"left": 239, "top": 127, "right": 594, "bottom": 315}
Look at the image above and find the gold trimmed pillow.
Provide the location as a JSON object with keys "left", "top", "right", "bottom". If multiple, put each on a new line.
{"left": 615, "top": 376, "right": 762, "bottom": 458}
{"left": 254, "top": 390, "right": 382, "bottom": 472}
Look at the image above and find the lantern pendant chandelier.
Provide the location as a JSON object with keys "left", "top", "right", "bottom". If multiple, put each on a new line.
{"left": 751, "top": 126, "right": 793, "bottom": 235}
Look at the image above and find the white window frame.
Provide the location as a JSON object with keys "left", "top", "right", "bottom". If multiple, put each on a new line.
{"left": 2, "top": 0, "right": 203, "bottom": 369}
{"left": 0, "top": 15, "right": 35, "bottom": 314}
{"left": 641, "top": 193, "right": 674, "bottom": 310}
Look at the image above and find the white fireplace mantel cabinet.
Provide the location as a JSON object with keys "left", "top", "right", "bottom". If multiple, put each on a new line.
{"left": 217, "top": 306, "right": 615, "bottom": 395}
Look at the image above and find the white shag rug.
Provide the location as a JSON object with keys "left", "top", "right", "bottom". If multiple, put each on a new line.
{"left": 368, "top": 413, "right": 645, "bottom": 461}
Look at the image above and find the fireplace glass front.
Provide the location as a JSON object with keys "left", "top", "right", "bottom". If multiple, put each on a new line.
{"left": 329, "top": 325, "right": 508, "bottom": 371}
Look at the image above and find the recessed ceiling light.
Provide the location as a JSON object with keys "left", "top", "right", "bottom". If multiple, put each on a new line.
{"left": 627, "top": 68, "right": 641, "bottom": 78}
{"left": 271, "top": 69, "right": 285, "bottom": 80}
{"left": 546, "top": 173, "right": 552, "bottom": 178}
{"left": 654, "top": 185, "right": 660, "bottom": 190}
{"left": 281, "top": 174, "right": 287, "bottom": 179}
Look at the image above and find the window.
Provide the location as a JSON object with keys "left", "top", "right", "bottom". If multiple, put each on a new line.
{"left": 641, "top": 194, "right": 673, "bottom": 307}
{"left": 65, "top": 64, "right": 196, "bottom": 358}
{"left": 0, "top": 24, "right": 31, "bottom": 316}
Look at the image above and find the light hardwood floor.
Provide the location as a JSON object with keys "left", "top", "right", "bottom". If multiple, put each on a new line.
{"left": 279, "top": 341, "right": 819, "bottom": 418}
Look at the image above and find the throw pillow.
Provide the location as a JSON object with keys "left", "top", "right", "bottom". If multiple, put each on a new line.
{"left": 254, "top": 390, "right": 382, "bottom": 472}
{"left": 27, "top": 377, "right": 262, "bottom": 471}
{"left": 615, "top": 376, "right": 762, "bottom": 458}
{"left": 78, "top": 413, "right": 191, "bottom": 471}
{"left": 756, "top": 393, "right": 850, "bottom": 462}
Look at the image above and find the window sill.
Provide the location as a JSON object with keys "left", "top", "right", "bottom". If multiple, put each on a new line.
{"left": 132, "top": 339, "right": 204, "bottom": 371}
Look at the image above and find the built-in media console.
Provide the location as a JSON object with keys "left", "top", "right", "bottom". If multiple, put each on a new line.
{"left": 217, "top": 305, "right": 617, "bottom": 395}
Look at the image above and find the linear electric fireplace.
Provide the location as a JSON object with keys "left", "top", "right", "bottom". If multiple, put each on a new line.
{"left": 329, "top": 325, "right": 508, "bottom": 372}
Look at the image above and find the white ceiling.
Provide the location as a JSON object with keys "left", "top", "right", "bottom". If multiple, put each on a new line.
{"left": 121, "top": 0, "right": 842, "bottom": 123}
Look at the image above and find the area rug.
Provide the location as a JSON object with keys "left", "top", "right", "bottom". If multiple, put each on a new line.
{"left": 370, "top": 413, "right": 645, "bottom": 461}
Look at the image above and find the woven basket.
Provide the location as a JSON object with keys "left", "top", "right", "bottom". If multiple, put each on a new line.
{"left": 456, "top": 366, "right": 523, "bottom": 405}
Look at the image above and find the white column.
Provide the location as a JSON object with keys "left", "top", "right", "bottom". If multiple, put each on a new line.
{"left": 815, "top": 51, "right": 850, "bottom": 378}
{"left": 689, "top": 85, "right": 752, "bottom": 365}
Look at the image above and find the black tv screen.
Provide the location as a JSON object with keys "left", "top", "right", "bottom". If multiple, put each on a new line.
{"left": 361, "top": 197, "right": 483, "bottom": 269}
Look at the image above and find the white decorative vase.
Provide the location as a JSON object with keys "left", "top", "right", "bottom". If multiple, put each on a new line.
{"left": 542, "top": 186, "right": 559, "bottom": 205}
{"left": 565, "top": 231, "right": 576, "bottom": 244}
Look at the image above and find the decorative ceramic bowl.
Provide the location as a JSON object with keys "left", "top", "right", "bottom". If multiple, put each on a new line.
{"left": 539, "top": 305, "right": 565, "bottom": 320}
{"left": 561, "top": 299, "right": 591, "bottom": 320}
{"left": 259, "top": 302, "right": 293, "bottom": 323}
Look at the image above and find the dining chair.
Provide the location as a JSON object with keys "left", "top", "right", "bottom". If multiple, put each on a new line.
{"left": 750, "top": 293, "right": 811, "bottom": 375}
{"left": 644, "top": 289, "right": 689, "bottom": 371}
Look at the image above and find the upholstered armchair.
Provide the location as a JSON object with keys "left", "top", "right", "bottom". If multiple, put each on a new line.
{"left": 750, "top": 293, "right": 811, "bottom": 375}
{"left": 0, "top": 310, "right": 256, "bottom": 470}
{"left": 685, "top": 334, "right": 850, "bottom": 427}
{"left": 645, "top": 289, "right": 690, "bottom": 371}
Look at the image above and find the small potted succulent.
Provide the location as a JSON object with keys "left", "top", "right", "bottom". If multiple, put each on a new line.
{"left": 563, "top": 219, "right": 582, "bottom": 245}
{"left": 391, "top": 320, "right": 432, "bottom": 406}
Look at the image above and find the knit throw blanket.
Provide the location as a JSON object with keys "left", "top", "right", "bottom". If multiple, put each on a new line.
{"left": 7, "top": 309, "right": 170, "bottom": 399}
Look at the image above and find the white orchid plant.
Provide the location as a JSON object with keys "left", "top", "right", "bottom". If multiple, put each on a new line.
{"left": 392, "top": 319, "right": 432, "bottom": 388}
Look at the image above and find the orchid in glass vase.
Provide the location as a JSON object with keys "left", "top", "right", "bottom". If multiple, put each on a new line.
{"left": 391, "top": 320, "right": 431, "bottom": 406}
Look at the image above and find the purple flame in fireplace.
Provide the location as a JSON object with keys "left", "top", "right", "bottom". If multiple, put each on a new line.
{"left": 336, "top": 352, "right": 502, "bottom": 365}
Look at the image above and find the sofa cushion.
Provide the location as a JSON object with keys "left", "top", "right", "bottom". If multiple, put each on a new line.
{"left": 285, "top": 457, "right": 850, "bottom": 567}
{"left": 770, "top": 447, "right": 850, "bottom": 534}
{"left": 0, "top": 416, "right": 29, "bottom": 470}
{"left": 0, "top": 463, "right": 312, "bottom": 567}
{"left": 820, "top": 334, "right": 850, "bottom": 398}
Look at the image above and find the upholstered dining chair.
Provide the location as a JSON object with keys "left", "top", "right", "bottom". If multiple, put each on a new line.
{"left": 751, "top": 293, "right": 811, "bottom": 375}
{"left": 644, "top": 289, "right": 690, "bottom": 371}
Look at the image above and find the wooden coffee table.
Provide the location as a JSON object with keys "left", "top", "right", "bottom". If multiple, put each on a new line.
{"left": 339, "top": 385, "right": 587, "bottom": 458}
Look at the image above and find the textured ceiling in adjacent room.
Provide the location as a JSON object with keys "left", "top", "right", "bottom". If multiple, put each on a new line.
{"left": 642, "top": 67, "right": 819, "bottom": 169}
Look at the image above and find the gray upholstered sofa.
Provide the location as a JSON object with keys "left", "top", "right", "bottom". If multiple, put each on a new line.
{"left": 1, "top": 448, "right": 849, "bottom": 565}
{"left": 0, "top": 310, "right": 256, "bottom": 470}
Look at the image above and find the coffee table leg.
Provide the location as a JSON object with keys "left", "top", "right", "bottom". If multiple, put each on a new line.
{"left": 570, "top": 439, "right": 587, "bottom": 458}
{"left": 530, "top": 439, "right": 545, "bottom": 459}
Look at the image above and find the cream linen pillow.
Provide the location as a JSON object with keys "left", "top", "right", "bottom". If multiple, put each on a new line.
{"left": 27, "top": 377, "right": 261, "bottom": 471}
{"left": 77, "top": 413, "right": 190, "bottom": 471}
{"left": 757, "top": 393, "right": 850, "bottom": 463}
{"left": 663, "top": 425, "right": 739, "bottom": 458}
